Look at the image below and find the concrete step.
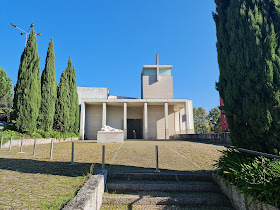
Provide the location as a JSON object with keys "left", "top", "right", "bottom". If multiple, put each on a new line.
{"left": 104, "top": 191, "right": 229, "bottom": 200}
{"left": 101, "top": 204, "right": 235, "bottom": 210}
{"left": 107, "top": 179, "right": 213, "bottom": 185}
{"left": 102, "top": 195, "right": 232, "bottom": 206}
{"left": 106, "top": 183, "right": 220, "bottom": 192}
{"left": 108, "top": 172, "right": 213, "bottom": 181}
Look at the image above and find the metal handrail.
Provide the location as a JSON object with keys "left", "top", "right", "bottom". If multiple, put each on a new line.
{"left": 225, "top": 145, "right": 280, "bottom": 160}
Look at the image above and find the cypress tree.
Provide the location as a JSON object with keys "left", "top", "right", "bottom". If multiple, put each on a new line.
{"left": 54, "top": 69, "right": 70, "bottom": 132}
{"left": 214, "top": 0, "right": 280, "bottom": 154}
{"left": 67, "top": 58, "right": 79, "bottom": 133}
{"left": 13, "top": 29, "right": 41, "bottom": 133}
{"left": 39, "top": 38, "right": 57, "bottom": 132}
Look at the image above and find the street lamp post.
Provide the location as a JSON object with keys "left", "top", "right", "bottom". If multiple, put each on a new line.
{"left": 11, "top": 23, "right": 42, "bottom": 47}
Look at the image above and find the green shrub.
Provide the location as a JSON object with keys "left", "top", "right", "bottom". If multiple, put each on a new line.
{"left": 0, "top": 130, "right": 26, "bottom": 144}
{"left": 3, "top": 123, "right": 17, "bottom": 131}
{"left": 0, "top": 129, "right": 79, "bottom": 144}
{"left": 215, "top": 149, "right": 280, "bottom": 207}
{"left": 31, "top": 132, "right": 42, "bottom": 139}
{"left": 50, "top": 130, "right": 62, "bottom": 139}
{"left": 35, "top": 129, "right": 51, "bottom": 139}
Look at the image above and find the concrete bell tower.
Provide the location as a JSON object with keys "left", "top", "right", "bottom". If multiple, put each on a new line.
{"left": 141, "top": 53, "right": 173, "bottom": 99}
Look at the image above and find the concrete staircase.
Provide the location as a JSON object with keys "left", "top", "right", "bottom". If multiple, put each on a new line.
{"left": 101, "top": 172, "right": 234, "bottom": 209}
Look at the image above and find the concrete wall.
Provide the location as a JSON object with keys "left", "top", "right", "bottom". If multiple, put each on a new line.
{"left": 148, "top": 105, "right": 165, "bottom": 139}
{"left": 77, "top": 87, "right": 108, "bottom": 104}
{"left": 127, "top": 107, "right": 143, "bottom": 119}
{"left": 63, "top": 174, "right": 105, "bottom": 210}
{"left": 176, "top": 106, "right": 195, "bottom": 135}
{"left": 214, "top": 174, "right": 278, "bottom": 210}
{"left": 1, "top": 137, "right": 78, "bottom": 149}
{"left": 85, "top": 104, "right": 102, "bottom": 140}
{"left": 107, "top": 105, "right": 123, "bottom": 130}
{"left": 147, "top": 105, "right": 175, "bottom": 139}
{"left": 141, "top": 75, "right": 173, "bottom": 99}
{"left": 170, "top": 133, "right": 231, "bottom": 144}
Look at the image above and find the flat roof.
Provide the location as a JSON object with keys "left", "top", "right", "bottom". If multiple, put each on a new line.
{"left": 81, "top": 98, "right": 190, "bottom": 103}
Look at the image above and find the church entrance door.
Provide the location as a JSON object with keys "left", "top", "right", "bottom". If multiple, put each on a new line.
{"left": 127, "top": 119, "right": 143, "bottom": 139}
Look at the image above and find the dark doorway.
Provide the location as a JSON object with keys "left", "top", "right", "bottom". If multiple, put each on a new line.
{"left": 127, "top": 119, "right": 143, "bottom": 139}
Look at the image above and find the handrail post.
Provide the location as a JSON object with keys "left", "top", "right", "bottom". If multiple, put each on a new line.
{"left": 0, "top": 136, "right": 3, "bottom": 150}
{"left": 50, "top": 139, "right": 54, "bottom": 159}
{"left": 20, "top": 137, "right": 24, "bottom": 153}
{"left": 71, "top": 142, "right": 75, "bottom": 165}
{"left": 9, "top": 137, "right": 12, "bottom": 151}
{"left": 155, "top": 145, "right": 160, "bottom": 173}
{"left": 102, "top": 145, "right": 105, "bottom": 169}
{"left": 33, "top": 138, "right": 37, "bottom": 156}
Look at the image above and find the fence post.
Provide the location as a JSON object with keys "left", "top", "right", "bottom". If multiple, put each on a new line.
{"left": 71, "top": 142, "right": 75, "bottom": 165}
{"left": 33, "top": 138, "right": 37, "bottom": 156}
{"left": 19, "top": 137, "right": 24, "bottom": 153}
{"left": 155, "top": 145, "right": 160, "bottom": 173}
{"left": 102, "top": 145, "right": 105, "bottom": 169}
{"left": 9, "top": 137, "right": 12, "bottom": 151}
{"left": 0, "top": 136, "right": 3, "bottom": 150}
{"left": 50, "top": 139, "right": 54, "bottom": 160}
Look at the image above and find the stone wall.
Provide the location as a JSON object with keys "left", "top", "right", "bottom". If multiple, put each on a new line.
{"left": 170, "top": 133, "right": 230, "bottom": 144}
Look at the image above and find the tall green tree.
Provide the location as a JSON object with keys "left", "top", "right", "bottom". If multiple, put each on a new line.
{"left": 193, "top": 107, "right": 210, "bottom": 134}
{"left": 214, "top": 0, "right": 280, "bottom": 154}
{"left": 54, "top": 69, "right": 70, "bottom": 132}
{"left": 0, "top": 66, "right": 13, "bottom": 110}
{"left": 54, "top": 58, "right": 79, "bottom": 133}
{"left": 67, "top": 58, "right": 79, "bottom": 133}
{"left": 208, "top": 107, "right": 222, "bottom": 133}
{"left": 39, "top": 38, "right": 57, "bottom": 132}
{"left": 13, "top": 29, "right": 41, "bottom": 133}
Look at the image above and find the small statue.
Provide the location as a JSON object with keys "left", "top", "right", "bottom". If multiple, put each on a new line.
{"left": 101, "top": 125, "right": 122, "bottom": 132}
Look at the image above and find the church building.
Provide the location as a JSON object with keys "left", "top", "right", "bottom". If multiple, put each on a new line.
{"left": 78, "top": 54, "right": 194, "bottom": 140}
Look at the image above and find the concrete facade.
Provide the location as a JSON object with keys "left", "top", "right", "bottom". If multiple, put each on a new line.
{"left": 80, "top": 99, "right": 194, "bottom": 140}
{"left": 77, "top": 87, "right": 108, "bottom": 104}
{"left": 78, "top": 54, "right": 195, "bottom": 140}
{"left": 141, "top": 75, "right": 173, "bottom": 99}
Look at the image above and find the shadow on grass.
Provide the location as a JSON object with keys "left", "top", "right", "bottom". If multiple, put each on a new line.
{"left": 0, "top": 158, "right": 94, "bottom": 177}
{"left": 0, "top": 157, "right": 209, "bottom": 177}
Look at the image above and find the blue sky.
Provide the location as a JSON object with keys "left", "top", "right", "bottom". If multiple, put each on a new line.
{"left": 0, "top": 1, "right": 219, "bottom": 112}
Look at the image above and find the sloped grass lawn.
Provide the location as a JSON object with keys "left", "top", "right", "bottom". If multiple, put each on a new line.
{"left": 109, "top": 140, "right": 226, "bottom": 173}
{"left": 0, "top": 141, "right": 120, "bottom": 209}
{"left": 0, "top": 140, "right": 226, "bottom": 209}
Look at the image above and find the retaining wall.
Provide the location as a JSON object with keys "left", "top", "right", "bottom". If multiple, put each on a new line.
{"left": 170, "top": 133, "right": 230, "bottom": 144}
{"left": 213, "top": 174, "right": 278, "bottom": 210}
{"left": 63, "top": 170, "right": 107, "bottom": 210}
{"left": 1, "top": 137, "right": 78, "bottom": 148}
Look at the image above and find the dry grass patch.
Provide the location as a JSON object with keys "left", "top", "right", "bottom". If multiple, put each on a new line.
{"left": 0, "top": 139, "right": 226, "bottom": 209}
{"left": 109, "top": 140, "right": 226, "bottom": 173}
{"left": 0, "top": 141, "right": 121, "bottom": 209}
